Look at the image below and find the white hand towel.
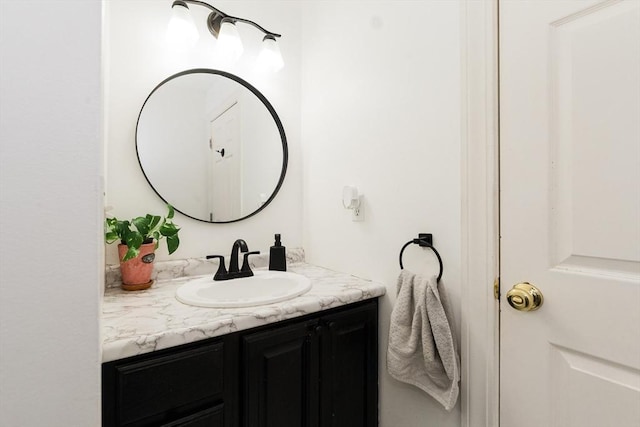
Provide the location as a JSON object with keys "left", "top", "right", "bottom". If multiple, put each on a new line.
{"left": 387, "top": 270, "right": 460, "bottom": 411}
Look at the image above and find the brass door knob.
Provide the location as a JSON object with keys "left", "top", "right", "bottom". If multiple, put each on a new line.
{"left": 506, "top": 282, "right": 544, "bottom": 311}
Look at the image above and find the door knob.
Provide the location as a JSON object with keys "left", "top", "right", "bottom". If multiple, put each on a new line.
{"left": 506, "top": 282, "right": 543, "bottom": 311}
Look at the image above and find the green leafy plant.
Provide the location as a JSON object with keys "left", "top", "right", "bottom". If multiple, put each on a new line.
{"left": 105, "top": 205, "right": 180, "bottom": 262}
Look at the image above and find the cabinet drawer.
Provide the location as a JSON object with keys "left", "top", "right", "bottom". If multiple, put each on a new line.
{"left": 114, "top": 342, "right": 224, "bottom": 426}
{"left": 160, "top": 404, "right": 224, "bottom": 427}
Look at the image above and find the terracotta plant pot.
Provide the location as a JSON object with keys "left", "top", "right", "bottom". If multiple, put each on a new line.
{"left": 118, "top": 242, "right": 156, "bottom": 291}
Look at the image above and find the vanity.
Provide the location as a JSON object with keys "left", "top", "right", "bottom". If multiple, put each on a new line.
{"left": 103, "top": 62, "right": 386, "bottom": 425}
{"left": 102, "top": 259, "right": 385, "bottom": 427}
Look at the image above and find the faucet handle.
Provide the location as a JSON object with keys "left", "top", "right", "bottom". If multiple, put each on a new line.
{"left": 241, "top": 251, "right": 261, "bottom": 275}
{"left": 206, "top": 255, "right": 229, "bottom": 281}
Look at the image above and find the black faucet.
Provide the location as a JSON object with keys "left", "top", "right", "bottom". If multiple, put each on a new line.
{"left": 207, "top": 239, "right": 260, "bottom": 281}
{"left": 229, "top": 239, "right": 248, "bottom": 275}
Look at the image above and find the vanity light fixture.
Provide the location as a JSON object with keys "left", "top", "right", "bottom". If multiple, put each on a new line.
{"left": 167, "top": 0, "right": 284, "bottom": 71}
{"left": 166, "top": 2, "right": 199, "bottom": 47}
{"left": 256, "top": 35, "right": 285, "bottom": 72}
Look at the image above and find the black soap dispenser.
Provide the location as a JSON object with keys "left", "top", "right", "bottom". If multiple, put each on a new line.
{"left": 269, "top": 234, "right": 287, "bottom": 271}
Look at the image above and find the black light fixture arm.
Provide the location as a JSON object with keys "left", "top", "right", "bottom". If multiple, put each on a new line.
{"left": 173, "top": 0, "right": 282, "bottom": 39}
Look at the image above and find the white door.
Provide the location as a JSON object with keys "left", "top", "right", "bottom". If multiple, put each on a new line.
{"left": 209, "top": 102, "right": 241, "bottom": 221}
{"left": 500, "top": 1, "right": 640, "bottom": 426}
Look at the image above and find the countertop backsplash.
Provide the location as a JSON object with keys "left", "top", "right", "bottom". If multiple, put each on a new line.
{"left": 105, "top": 247, "right": 306, "bottom": 289}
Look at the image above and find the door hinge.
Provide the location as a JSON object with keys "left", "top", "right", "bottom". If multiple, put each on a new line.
{"left": 209, "top": 138, "right": 212, "bottom": 149}
{"left": 494, "top": 277, "right": 500, "bottom": 300}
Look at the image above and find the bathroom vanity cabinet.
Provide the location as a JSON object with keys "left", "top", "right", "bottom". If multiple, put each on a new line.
{"left": 102, "top": 299, "right": 378, "bottom": 427}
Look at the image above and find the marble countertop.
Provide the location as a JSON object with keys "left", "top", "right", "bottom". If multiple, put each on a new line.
{"left": 102, "top": 262, "right": 386, "bottom": 362}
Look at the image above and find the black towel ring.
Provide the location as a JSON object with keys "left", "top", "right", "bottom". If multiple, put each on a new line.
{"left": 399, "top": 234, "right": 444, "bottom": 282}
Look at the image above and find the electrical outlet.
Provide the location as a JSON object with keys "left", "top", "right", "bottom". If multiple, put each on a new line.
{"left": 351, "top": 199, "right": 364, "bottom": 222}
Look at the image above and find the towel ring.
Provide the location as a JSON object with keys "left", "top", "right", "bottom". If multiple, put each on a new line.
{"left": 399, "top": 235, "right": 444, "bottom": 282}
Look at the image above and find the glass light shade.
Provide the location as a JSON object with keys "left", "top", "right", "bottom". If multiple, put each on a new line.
{"left": 217, "top": 21, "right": 243, "bottom": 63}
{"left": 257, "top": 36, "right": 284, "bottom": 72}
{"left": 166, "top": 4, "right": 199, "bottom": 48}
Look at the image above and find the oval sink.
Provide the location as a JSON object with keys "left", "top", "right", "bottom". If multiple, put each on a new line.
{"left": 175, "top": 271, "right": 312, "bottom": 308}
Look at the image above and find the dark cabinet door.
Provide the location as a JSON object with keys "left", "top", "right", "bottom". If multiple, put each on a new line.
{"left": 241, "top": 319, "right": 320, "bottom": 427}
{"left": 320, "top": 301, "right": 378, "bottom": 427}
{"left": 240, "top": 300, "right": 378, "bottom": 427}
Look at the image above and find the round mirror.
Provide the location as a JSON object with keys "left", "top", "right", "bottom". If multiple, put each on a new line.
{"left": 136, "top": 69, "right": 287, "bottom": 223}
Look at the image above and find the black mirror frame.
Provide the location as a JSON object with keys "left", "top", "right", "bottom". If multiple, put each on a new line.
{"left": 135, "top": 68, "right": 288, "bottom": 224}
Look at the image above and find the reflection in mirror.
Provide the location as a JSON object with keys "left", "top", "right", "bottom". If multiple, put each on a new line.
{"left": 136, "top": 69, "right": 287, "bottom": 223}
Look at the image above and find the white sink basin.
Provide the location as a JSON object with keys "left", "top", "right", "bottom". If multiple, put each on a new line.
{"left": 175, "top": 271, "right": 312, "bottom": 308}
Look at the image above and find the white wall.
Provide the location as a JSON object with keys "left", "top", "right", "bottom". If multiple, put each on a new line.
{"left": 105, "top": 0, "right": 303, "bottom": 263}
{"left": 0, "top": 0, "right": 103, "bottom": 425}
{"left": 300, "top": 2, "right": 462, "bottom": 426}
{"left": 105, "top": 1, "right": 464, "bottom": 425}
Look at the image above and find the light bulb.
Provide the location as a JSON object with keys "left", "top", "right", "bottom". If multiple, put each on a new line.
{"left": 257, "top": 35, "right": 284, "bottom": 72}
{"left": 217, "top": 20, "right": 243, "bottom": 63}
{"left": 166, "top": 3, "right": 199, "bottom": 48}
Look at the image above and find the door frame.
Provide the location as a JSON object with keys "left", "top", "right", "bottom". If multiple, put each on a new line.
{"left": 460, "top": 1, "right": 500, "bottom": 426}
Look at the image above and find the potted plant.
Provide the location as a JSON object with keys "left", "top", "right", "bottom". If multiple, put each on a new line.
{"left": 105, "top": 204, "right": 180, "bottom": 291}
